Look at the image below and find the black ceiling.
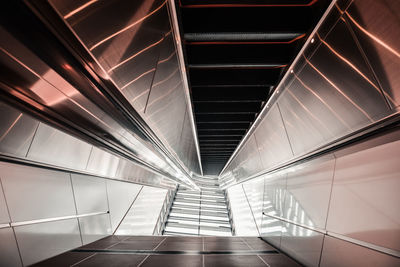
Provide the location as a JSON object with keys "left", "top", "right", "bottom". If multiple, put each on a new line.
{"left": 175, "top": 0, "right": 331, "bottom": 175}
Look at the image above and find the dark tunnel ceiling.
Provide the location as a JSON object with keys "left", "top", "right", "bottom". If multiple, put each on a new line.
{"left": 175, "top": 0, "right": 331, "bottom": 175}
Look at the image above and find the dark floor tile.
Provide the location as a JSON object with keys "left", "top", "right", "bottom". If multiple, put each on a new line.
{"left": 141, "top": 255, "right": 202, "bottom": 267}
{"left": 76, "top": 253, "right": 146, "bottom": 267}
{"left": 33, "top": 252, "right": 94, "bottom": 267}
{"left": 165, "top": 236, "right": 203, "bottom": 243}
{"left": 109, "top": 240, "right": 161, "bottom": 250}
{"left": 205, "top": 255, "right": 266, "bottom": 267}
{"left": 203, "top": 236, "right": 244, "bottom": 242}
{"left": 258, "top": 254, "right": 301, "bottom": 267}
{"left": 244, "top": 240, "right": 277, "bottom": 251}
{"left": 156, "top": 241, "right": 203, "bottom": 251}
{"left": 204, "top": 241, "right": 250, "bottom": 251}
{"left": 124, "top": 236, "right": 166, "bottom": 242}
{"left": 101, "top": 235, "right": 130, "bottom": 242}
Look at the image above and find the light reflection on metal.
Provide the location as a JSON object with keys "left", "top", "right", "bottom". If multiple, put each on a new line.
{"left": 151, "top": 67, "right": 179, "bottom": 88}
{"left": 287, "top": 89, "right": 334, "bottom": 136}
{"left": 0, "top": 47, "right": 114, "bottom": 128}
{"left": 120, "top": 68, "right": 156, "bottom": 90}
{"left": 168, "top": 0, "right": 203, "bottom": 176}
{"left": 89, "top": 0, "right": 168, "bottom": 50}
{"left": 63, "top": 0, "right": 99, "bottom": 19}
{"left": 317, "top": 33, "right": 397, "bottom": 106}
{"left": 158, "top": 50, "right": 176, "bottom": 64}
{"left": 294, "top": 73, "right": 351, "bottom": 129}
{"left": 218, "top": 0, "right": 339, "bottom": 177}
{"left": 108, "top": 31, "right": 172, "bottom": 72}
{"left": 0, "top": 113, "right": 23, "bottom": 142}
{"left": 335, "top": 4, "right": 400, "bottom": 59}
{"left": 146, "top": 82, "right": 183, "bottom": 109}
{"left": 304, "top": 56, "right": 373, "bottom": 121}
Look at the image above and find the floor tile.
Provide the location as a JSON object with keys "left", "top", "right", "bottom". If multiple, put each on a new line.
{"left": 258, "top": 254, "right": 301, "bottom": 267}
{"left": 109, "top": 241, "right": 161, "bottom": 250}
{"left": 123, "top": 236, "right": 165, "bottom": 242}
{"left": 156, "top": 241, "right": 203, "bottom": 251}
{"left": 165, "top": 236, "right": 203, "bottom": 243}
{"left": 204, "top": 255, "right": 266, "bottom": 267}
{"left": 76, "top": 253, "right": 146, "bottom": 267}
{"left": 140, "top": 255, "right": 202, "bottom": 267}
{"left": 204, "top": 241, "right": 251, "bottom": 251}
{"left": 33, "top": 252, "right": 94, "bottom": 267}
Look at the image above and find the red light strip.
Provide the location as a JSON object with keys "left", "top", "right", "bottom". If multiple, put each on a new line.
{"left": 185, "top": 33, "right": 306, "bottom": 45}
{"left": 180, "top": 0, "right": 318, "bottom": 8}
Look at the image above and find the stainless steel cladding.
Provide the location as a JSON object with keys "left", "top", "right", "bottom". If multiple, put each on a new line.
{"left": 220, "top": 0, "right": 400, "bottom": 184}
{"left": 227, "top": 126, "right": 400, "bottom": 265}
{"left": 0, "top": 0, "right": 200, "bottom": 189}
{"left": 0, "top": 161, "right": 173, "bottom": 265}
{"left": 46, "top": 0, "right": 202, "bottom": 176}
{"left": 0, "top": 102, "right": 177, "bottom": 189}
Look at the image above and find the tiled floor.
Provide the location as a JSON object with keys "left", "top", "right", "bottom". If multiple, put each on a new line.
{"left": 34, "top": 236, "right": 301, "bottom": 266}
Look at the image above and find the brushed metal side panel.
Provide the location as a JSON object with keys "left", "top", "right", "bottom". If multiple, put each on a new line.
{"left": 254, "top": 104, "right": 294, "bottom": 171}
{"left": 280, "top": 224, "right": 324, "bottom": 267}
{"left": 115, "top": 158, "right": 167, "bottom": 188}
{"left": 71, "top": 174, "right": 108, "bottom": 215}
{"left": 234, "top": 134, "right": 263, "bottom": 182}
{"left": 345, "top": 0, "right": 400, "bottom": 109}
{"left": 0, "top": 227, "right": 22, "bottom": 267}
{"left": 226, "top": 184, "right": 258, "bottom": 236}
{"left": 115, "top": 186, "right": 168, "bottom": 235}
{"left": 242, "top": 178, "right": 264, "bottom": 231}
{"left": 27, "top": 123, "right": 92, "bottom": 171}
{"left": 320, "top": 236, "right": 400, "bottom": 267}
{"left": 106, "top": 180, "right": 142, "bottom": 232}
{"left": 14, "top": 219, "right": 81, "bottom": 266}
{"left": 327, "top": 129, "right": 400, "bottom": 251}
{"left": 261, "top": 172, "right": 287, "bottom": 247}
{"left": 144, "top": 34, "right": 187, "bottom": 160}
{"left": 0, "top": 181, "right": 10, "bottom": 224}
{"left": 178, "top": 108, "right": 200, "bottom": 175}
{"left": 279, "top": 17, "right": 391, "bottom": 156}
{"left": 0, "top": 103, "right": 39, "bottom": 158}
{"left": 0, "top": 162, "right": 76, "bottom": 222}
{"left": 50, "top": 0, "right": 168, "bottom": 114}
{"left": 78, "top": 213, "right": 111, "bottom": 245}
{"left": 283, "top": 155, "right": 335, "bottom": 229}
{"left": 85, "top": 147, "right": 120, "bottom": 178}
{"left": 277, "top": 86, "right": 327, "bottom": 156}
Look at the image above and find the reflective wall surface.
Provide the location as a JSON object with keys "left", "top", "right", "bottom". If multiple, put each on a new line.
{"left": 0, "top": 0, "right": 200, "bottom": 189}
{"left": 0, "top": 161, "right": 172, "bottom": 266}
{"left": 227, "top": 126, "right": 400, "bottom": 266}
{"left": 47, "top": 0, "right": 201, "bottom": 176}
{"left": 0, "top": 102, "right": 176, "bottom": 189}
{"left": 220, "top": 0, "right": 400, "bottom": 184}
{"left": 223, "top": 0, "right": 400, "bottom": 265}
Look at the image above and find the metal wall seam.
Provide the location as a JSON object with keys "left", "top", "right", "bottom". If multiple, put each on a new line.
{"left": 241, "top": 184, "right": 261, "bottom": 236}
{"left": 112, "top": 186, "right": 144, "bottom": 235}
